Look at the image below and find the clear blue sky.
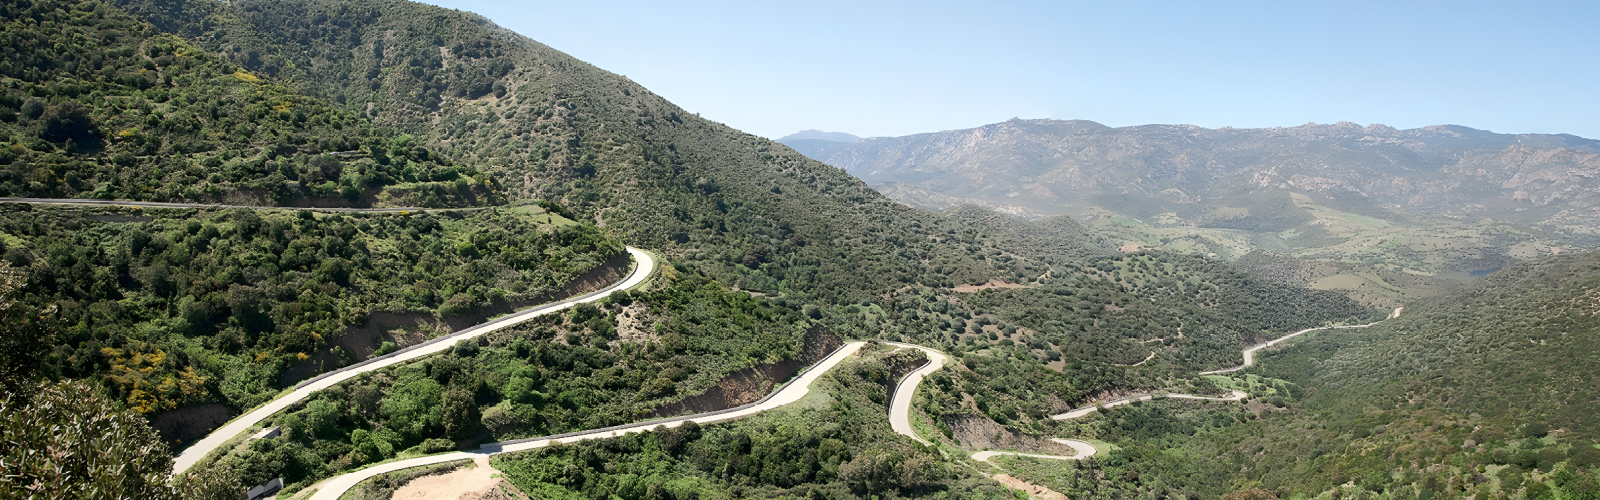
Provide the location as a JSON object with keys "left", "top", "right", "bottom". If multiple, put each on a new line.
{"left": 421, "top": 1, "right": 1599, "bottom": 140}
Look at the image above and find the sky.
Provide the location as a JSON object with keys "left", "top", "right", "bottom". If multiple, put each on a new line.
{"left": 420, "top": 1, "right": 1600, "bottom": 140}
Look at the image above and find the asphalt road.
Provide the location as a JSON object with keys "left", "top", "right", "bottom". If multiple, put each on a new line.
{"left": 882, "top": 342, "right": 948, "bottom": 446}
{"left": 875, "top": 341, "right": 1101, "bottom": 465}
{"left": 170, "top": 247, "right": 655, "bottom": 475}
{"left": 300, "top": 341, "right": 872, "bottom": 500}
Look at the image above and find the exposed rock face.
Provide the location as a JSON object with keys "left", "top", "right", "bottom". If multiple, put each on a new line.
{"left": 801, "top": 118, "right": 1600, "bottom": 226}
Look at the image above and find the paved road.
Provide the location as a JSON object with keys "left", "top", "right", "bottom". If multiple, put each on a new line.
{"left": 170, "top": 247, "right": 655, "bottom": 475}
{"left": 882, "top": 342, "right": 948, "bottom": 445}
{"left": 876, "top": 341, "right": 1100, "bottom": 466}
{"left": 1199, "top": 307, "right": 1403, "bottom": 375}
{"left": 301, "top": 341, "right": 872, "bottom": 500}
{"left": 0, "top": 196, "right": 466, "bottom": 212}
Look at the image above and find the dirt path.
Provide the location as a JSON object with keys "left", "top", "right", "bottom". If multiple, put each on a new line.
{"left": 993, "top": 474, "right": 1069, "bottom": 500}
{"left": 1200, "top": 307, "right": 1402, "bottom": 375}
{"left": 1050, "top": 390, "right": 1247, "bottom": 420}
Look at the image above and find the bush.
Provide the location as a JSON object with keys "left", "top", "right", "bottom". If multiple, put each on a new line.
{"left": 0, "top": 380, "right": 176, "bottom": 499}
{"left": 1523, "top": 423, "right": 1551, "bottom": 439}
{"left": 417, "top": 438, "right": 455, "bottom": 454}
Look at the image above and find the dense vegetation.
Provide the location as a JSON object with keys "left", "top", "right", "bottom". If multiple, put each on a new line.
{"left": 0, "top": 0, "right": 1406, "bottom": 498}
{"left": 1019, "top": 252, "right": 1600, "bottom": 500}
{"left": 209, "top": 270, "right": 822, "bottom": 493}
{"left": 1, "top": 203, "right": 618, "bottom": 419}
{"left": 491, "top": 344, "right": 1019, "bottom": 500}
{"left": 0, "top": 0, "right": 498, "bottom": 206}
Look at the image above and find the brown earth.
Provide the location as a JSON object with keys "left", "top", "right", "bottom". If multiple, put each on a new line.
{"left": 994, "top": 473, "right": 1069, "bottom": 500}
{"left": 391, "top": 456, "right": 509, "bottom": 500}
{"left": 952, "top": 280, "right": 1032, "bottom": 293}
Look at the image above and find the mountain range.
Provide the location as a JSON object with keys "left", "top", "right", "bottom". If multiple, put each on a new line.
{"left": 785, "top": 118, "right": 1600, "bottom": 230}
{"left": 3, "top": 1, "right": 1599, "bottom": 499}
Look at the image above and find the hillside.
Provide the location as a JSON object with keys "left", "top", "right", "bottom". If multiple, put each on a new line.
{"left": 793, "top": 118, "right": 1600, "bottom": 306}
{"left": 1021, "top": 251, "right": 1600, "bottom": 500}
{"left": 0, "top": 0, "right": 500, "bottom": 207}
{"left": 0, "top": 1, "right": 1399, "bottom": 498}
{"left": 805, "top": 118, "right": 1600, "bottom": 227}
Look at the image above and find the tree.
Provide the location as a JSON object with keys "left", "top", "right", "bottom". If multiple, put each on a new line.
{"left": 442, "top": 387, "right": 480, "bottom": 440}
{"left": 0, "top": 264, "right": 49, "bottom": 398}
{"left": 39, "top": 101, "right": 96, "bottom": 143}
{"left": 0, "top": 380, "right": 177, "bottom": 499}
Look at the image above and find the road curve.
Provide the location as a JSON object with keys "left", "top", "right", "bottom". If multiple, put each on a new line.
{"left": 877, "top": 342, "right": 1100, "bottom": 464}
{"left": 1050, "top": 390, "right": 1248, "bottom": 420}
{"left": 882, "top": 342, "right": 948, "bottom": 445}
{"left": 302, "top": 341, "right": 872, "bottom": 500}
{"left": 171, "top": 247, "right": 655, "bottom": 475}
{"left": 972, "top": 437, "right": 1099, "bottom": 463}
{"left": 1199, "top": 307, "right": 1402, "bottom": 375}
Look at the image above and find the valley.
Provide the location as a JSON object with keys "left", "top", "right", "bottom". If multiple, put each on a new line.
{"left": 0, "top": 1, "right": 1597, "bottom": 500}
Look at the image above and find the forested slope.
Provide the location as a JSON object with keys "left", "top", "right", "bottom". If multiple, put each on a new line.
{"left": 0, "top": 1, "right": 1395, "bottom": 497}
{"left": 0, "top": 0, "right": 499, "bottom": 206}
{"left": 1032, "top": 251, "right": 1600, "bottom": 500}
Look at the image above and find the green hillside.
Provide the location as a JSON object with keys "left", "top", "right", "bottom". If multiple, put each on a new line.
{"left": 0, "top": 0, "right": 499, "bottom": 206}
{"left": 0, "top": 0, "right": 1402, "bottom": 498}
{"left": 1017, "top": 251, "right": 1600, "bottom": 500}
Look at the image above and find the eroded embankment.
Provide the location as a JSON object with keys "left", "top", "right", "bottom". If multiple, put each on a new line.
{"left": 651, "top": 327, "right": 843, "bottom": 417}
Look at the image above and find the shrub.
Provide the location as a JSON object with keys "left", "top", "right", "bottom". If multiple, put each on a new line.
{"left": 0, "top": 380, "right": 176, "bottom": 499}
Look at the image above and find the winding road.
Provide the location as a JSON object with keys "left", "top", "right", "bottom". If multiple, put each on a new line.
{"left": 171, "top": 247, "right": 655, "bottom": 475}
{"left": 1199, "top": 307, "right": 1402, "bottom": 375}
{"left": 290, "top": 304, "right": 1405, "bottom": 498}
{"left": 6, "top": 198, "right": 1412, "bottom": 498}
{"left": 887, "top": 307, "right": 1407, "bottom": 473}
{"left": 300, "top": 341, "right": 871, "bottom": 500}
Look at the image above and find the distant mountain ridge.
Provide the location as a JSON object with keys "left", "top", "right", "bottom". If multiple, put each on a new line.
{"left": 798, "top": 118, "right": 1600, "bottom": 229}
{"left": 778, "top": 129, "right": 861, "bottom": 143}
{"left": 778, "top": 130, "right": 861, "bottom": 160}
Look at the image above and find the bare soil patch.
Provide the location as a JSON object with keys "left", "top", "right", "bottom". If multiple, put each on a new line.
{"left": 945, "top": 413, "right": 1081, "bottom": 455}
{"left": 993, "top": 473, "right": 1068, "bottom": 500}
{"left": 391, "top": 456, "right": 504, "bottom": 500}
